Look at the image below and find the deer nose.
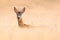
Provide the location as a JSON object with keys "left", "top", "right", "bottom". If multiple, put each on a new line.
{"left": 17, "top": 13, "right": 21, "bottom": 19}
{"left": 17, "top": 17, "right": 20, "bottom": 19}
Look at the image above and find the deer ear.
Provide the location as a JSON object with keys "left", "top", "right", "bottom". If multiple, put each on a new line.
{"left": 14, "top": 7, "right": 17, "bottom": 13}
{"left": 21, "top": 7, "right": 25, "bottom": 13}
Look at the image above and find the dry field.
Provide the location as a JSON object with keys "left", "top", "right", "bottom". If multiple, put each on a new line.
{"left": 0, "top": 0, "right": 60, "bottom": 40}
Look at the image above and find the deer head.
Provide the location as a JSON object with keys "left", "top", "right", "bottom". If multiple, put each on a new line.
{"left": 14, "top": 7, "right": 25, "bottom": 19}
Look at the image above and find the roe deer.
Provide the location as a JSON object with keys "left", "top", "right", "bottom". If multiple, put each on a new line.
{"left": 14, "top": 7, "right": 32, "bottom": 28}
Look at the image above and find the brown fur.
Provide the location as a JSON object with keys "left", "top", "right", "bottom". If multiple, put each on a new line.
{"left": 18, "top": 18, "right": 29, "bottom": 27}
{"left": 18, "top": 18, "right": 24, "bottom": 27}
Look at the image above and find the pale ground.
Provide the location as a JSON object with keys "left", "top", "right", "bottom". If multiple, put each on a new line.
{"left": 0, "top": 0, "right": 60, "bottom": 40}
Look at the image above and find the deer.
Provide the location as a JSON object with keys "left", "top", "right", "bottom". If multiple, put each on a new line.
{"left": 14, "top": 7, "right": 33, "bottom": 28}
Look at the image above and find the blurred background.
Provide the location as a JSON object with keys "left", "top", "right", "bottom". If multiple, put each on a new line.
{"left": 0, "top": 0, "right": 60, "bottom": 40}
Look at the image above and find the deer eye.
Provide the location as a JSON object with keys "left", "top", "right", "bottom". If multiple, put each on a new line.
{"left": 18, "top": 12, "right": 21, "bottom": 13}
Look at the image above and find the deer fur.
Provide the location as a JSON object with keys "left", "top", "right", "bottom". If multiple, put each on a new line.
{"left": 14, "top": 7, "right": 30, "bottom": 28}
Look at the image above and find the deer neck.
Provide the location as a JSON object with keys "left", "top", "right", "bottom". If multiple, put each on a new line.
{"left": 18, "top": 18, "right": 24, "bottom": 27}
